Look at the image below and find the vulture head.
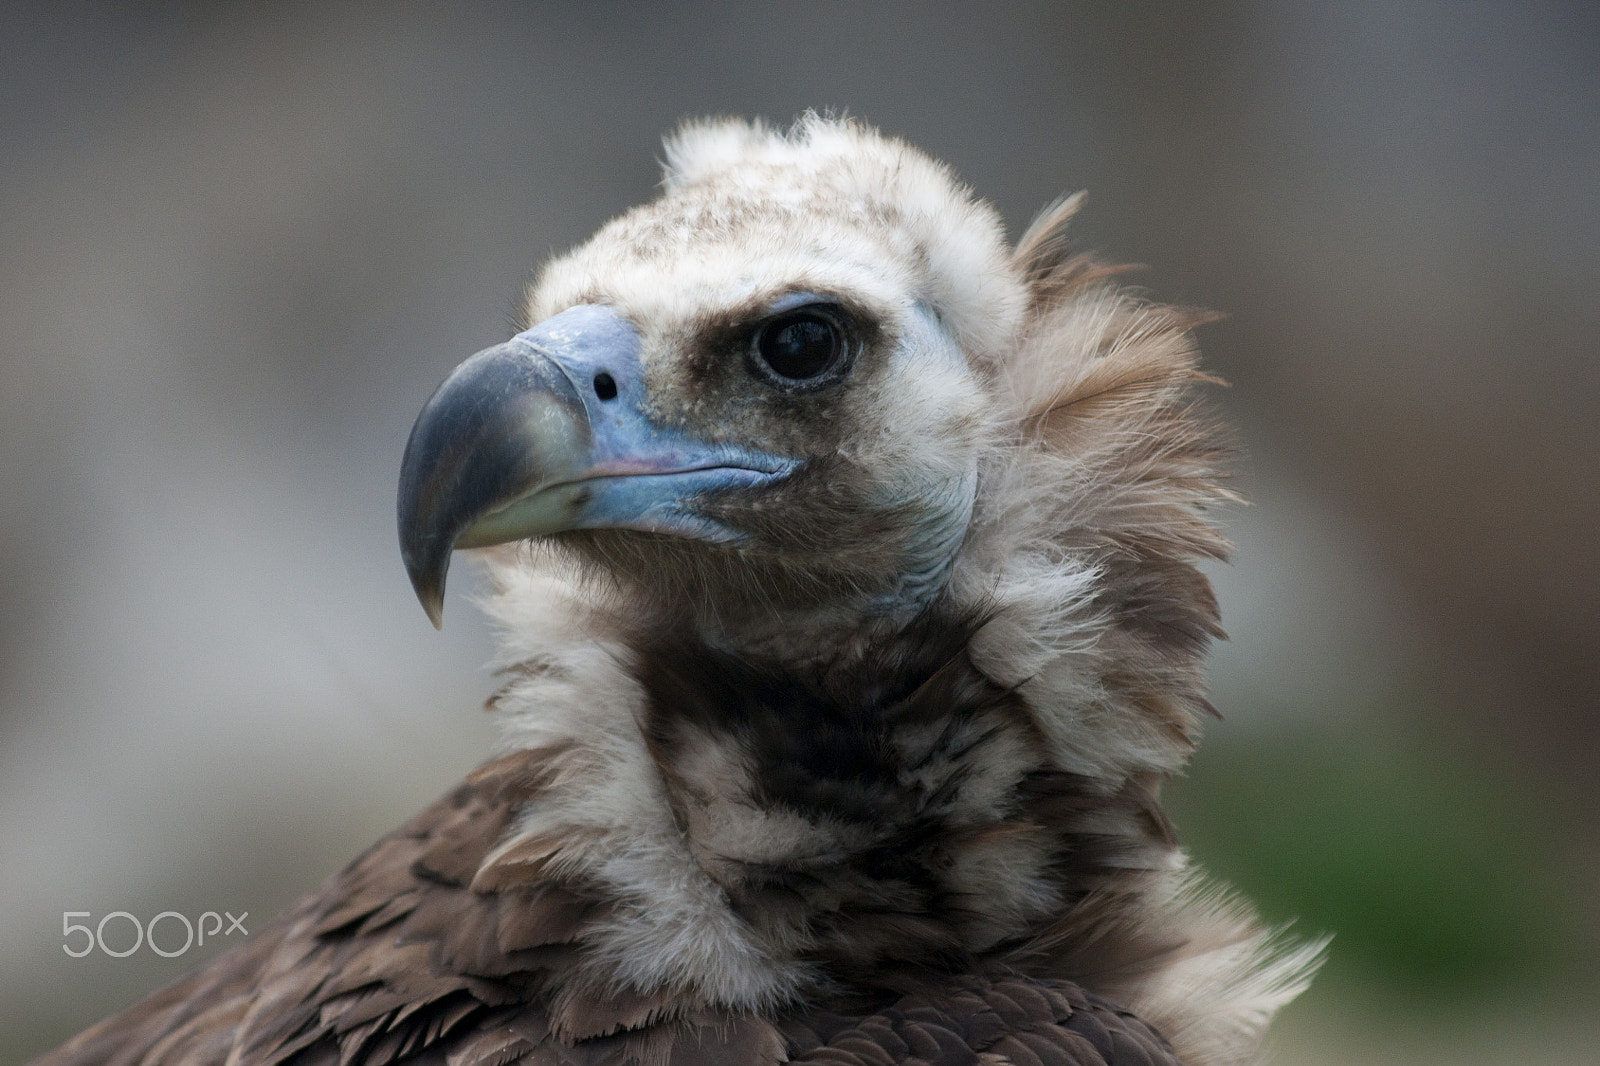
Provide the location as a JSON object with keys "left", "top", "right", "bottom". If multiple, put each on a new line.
{"left": 391, "top": 116, "right": 1320, "bottom": 1065}
{"left": 400, "top": 118, "right": 1014, "bottom": 636}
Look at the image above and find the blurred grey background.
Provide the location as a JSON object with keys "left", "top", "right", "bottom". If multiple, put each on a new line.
{"left": 2, "top": 3, "right": 1596, "bottom": 1062}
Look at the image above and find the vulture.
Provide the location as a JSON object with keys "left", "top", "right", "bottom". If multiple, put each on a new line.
{"left": 37, "top": 115, "right": 1322, "bottom": 1066}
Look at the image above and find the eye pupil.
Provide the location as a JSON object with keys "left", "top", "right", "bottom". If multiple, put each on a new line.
{"left": 757, "top": 313, "right": 841, "bottom": 381}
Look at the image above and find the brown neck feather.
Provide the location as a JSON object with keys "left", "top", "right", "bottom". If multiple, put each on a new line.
{"left": 628, "top": 605, "right": 1182, "bottom": 998}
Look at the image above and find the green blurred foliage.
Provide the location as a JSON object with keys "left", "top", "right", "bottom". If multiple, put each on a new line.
{"left": 1165, "top": 711, "right": 1581, "bottom": 1004}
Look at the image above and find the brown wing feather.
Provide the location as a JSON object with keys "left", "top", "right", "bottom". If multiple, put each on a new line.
{"left": 31, "top": 752, "right": 1182, "bottom": 1066}
{"left": 781, "top": 976, "right": 1181, "bottom": 1066}
{"left": 32, "top": 751, "right": 573, "bottom": 1066}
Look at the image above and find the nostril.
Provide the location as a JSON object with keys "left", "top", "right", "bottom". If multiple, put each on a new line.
{"left": 592, "top": 372, "right": 618, "bottom": 401}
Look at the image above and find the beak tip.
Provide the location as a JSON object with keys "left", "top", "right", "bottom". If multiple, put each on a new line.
{"left": 403, "top": 547, "right": 450, "bottom": 630}
{"left": 420, "top": 589, "right": 445, "bottom": 629}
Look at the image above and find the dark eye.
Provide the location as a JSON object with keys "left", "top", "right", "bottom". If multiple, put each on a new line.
{"left": 752, "top": 310, "right": 847, "bottom": 384}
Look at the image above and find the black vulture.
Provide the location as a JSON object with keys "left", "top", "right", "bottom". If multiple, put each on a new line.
{"left": 37, "top": 115, "right": 1321, "bottom": 1066}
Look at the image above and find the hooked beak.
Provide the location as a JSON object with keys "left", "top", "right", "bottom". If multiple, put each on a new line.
{"left": 397, "top": 305, "right": 795, "bottom": 627}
